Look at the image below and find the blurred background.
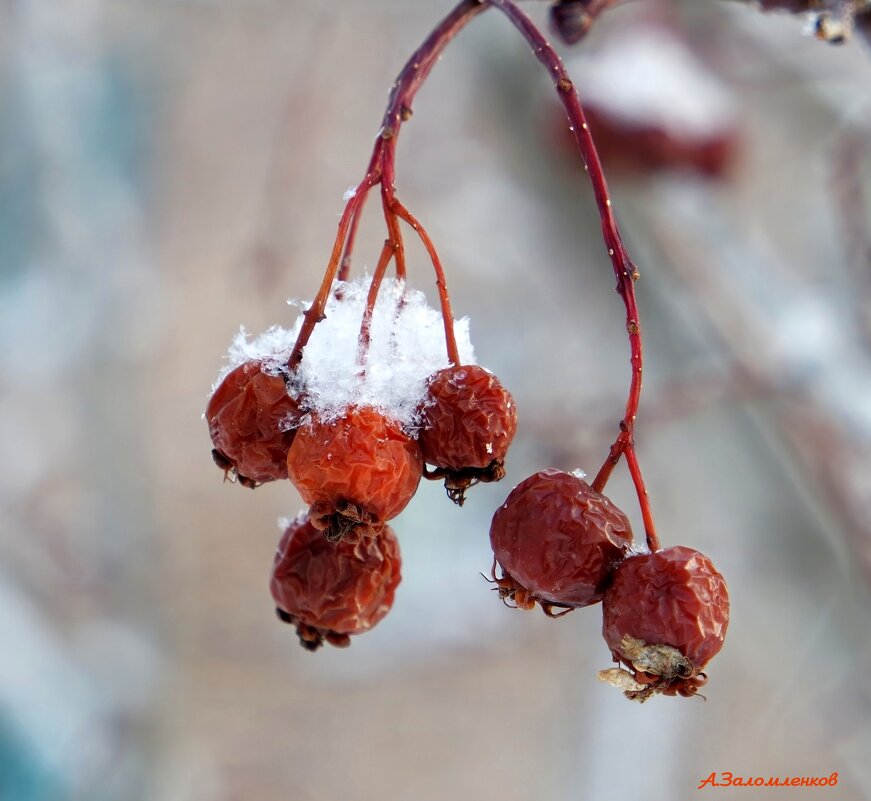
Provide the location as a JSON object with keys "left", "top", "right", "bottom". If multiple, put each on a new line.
{"left": 1, "top": 0, "right": 870, "bottom": 799}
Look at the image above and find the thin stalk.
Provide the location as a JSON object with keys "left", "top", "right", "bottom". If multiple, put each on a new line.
{"left": 357, "top": 239, "right": 397, "bottom": 368}
{"left": 392, "top": 198, "right": 461, "bottom": 366}
{"left": 485, "top": 0, "right": 649, "bottom": 519}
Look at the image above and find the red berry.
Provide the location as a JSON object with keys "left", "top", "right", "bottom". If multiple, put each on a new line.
{"left": 418, "top": 364, "right": 517, "bottom": 505}
{"left": 489, "top": 469, "right": 633, "bottom": 613}
{"left": 287, "top": 406, "right": 423, "bottom": 542}
{"left": 549, "top": 1, "right": 593, "bottom": 46}
{"left": 207, "top": 361, "right": 301, "bottom": 487}
{"left": 271, "top": 515, "right": 401, "bottom": 650}
{"left": 601, "top": 546, "right": 729, "bottom": 701}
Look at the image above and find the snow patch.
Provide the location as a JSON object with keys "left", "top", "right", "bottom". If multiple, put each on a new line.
{"left": 212, "top": 276, "right": 476, "bottom": 430}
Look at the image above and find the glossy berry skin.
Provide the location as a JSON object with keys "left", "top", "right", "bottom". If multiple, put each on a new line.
{"left": 602, "top": 546, "right": 729, "bottom": 698}
{"left": 271, "top": 516, "right": 401, "bottom": 650}
{"left": 490, "top": 469, "right": 633, "bottom": 610}
{"left": 207, "top": 361, "right": 301, "bottom": 486}
{"left": 287, "top": 406, "right": 423, "bottom": 541}
{"left": 418, "top": 365, "right": 517, "bottom": 504}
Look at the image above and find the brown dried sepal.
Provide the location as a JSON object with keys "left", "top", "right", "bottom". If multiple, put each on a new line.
{"left": 486, "top": 562, "right": 574, "bottom": 618}
{"left": 424, "top": 459, "right": 506, "bottom": 506}
{"left": 598, "top": 635, "right": 708, "bottom": 702}
{"left": 275, "top": 607, "right": 351, "bottom": 651}
{"left": 308, "top": 498, "right": 384, "bottom": 544}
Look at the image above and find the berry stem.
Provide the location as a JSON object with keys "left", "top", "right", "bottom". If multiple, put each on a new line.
{"left": 392, "top": 198, "right": 461, "bottom": 366}
{"left": 338, "top": 189, "right": 373, "bottom": 283}
{"left": 357, "top": 238, "right": 397, "bottom": 369}
{"left": 287, "top": 168, "right": 381, "bottom": 371}
{"left": 624, "top": 443, "right": 660, "bottom": 552}
{"left": 483, "top": 0, "right": 652, "bottom": 533}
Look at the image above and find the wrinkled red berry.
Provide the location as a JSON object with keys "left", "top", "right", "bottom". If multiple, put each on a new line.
{"left": 287, "top": 406, "right": 423, "bottom": 542}
{"left": 207, "top": 361, "right": 301, "bottom": 486}
{"left": 549, "top": 1, "right": 593, "bottom": 46}
{"left": 271, "top": 515, "right": 401, "bottom": 650}
{"left": 489, "top": 469, "right": 633, "bottom": 613}
{"left": 601, "top": 546, "right": 729, "bottom": 700}
{"left": 418, "top": 364, "right": 517, "bottom": 504}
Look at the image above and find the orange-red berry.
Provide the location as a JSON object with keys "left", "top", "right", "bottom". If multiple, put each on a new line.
{"left": 287, "top": 406, "right": 423, "bottom": 541}
{"left": 418, "top": 364, "right": 517, "bottom": 504}
{"left": 207, "top": 361, "right": 301, "bottom": 487}
{"left": 271, "top": 515, "right": 401, "bottom": 650}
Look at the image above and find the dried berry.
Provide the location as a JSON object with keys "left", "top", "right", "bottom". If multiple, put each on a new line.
{"left": 549, "top": 1, "right": 593, "bottom": 46}
{"left": 271, "top": 515, "right": 401, "bottom": 650}
{"left": 489, "top": 469, "right": 633, "bottom": 614}
{"left": 600, "top": 546, "right": 729, "bottom": 701}
{"left": 287, "top": 406, "right": 423, "bottom": 542}
{"left": 418, "top": 364, "right": 517, "bottom": 505}
{"left": 207, "top": 361, "right": 301, "bottom": 486}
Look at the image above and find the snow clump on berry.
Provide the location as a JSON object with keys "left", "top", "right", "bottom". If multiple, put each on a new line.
{"left": 212, "top": 324, "right": 299, "bottom": 393}
{"left": 211, "top": 276, "right": 475, "bottom": 431}
{"left": 296, "top": 276, "right": 475, "bottom": 428}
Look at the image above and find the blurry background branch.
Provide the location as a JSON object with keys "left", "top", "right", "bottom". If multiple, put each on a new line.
{"left": 549, "top": 0, "right": 871, "bottom": 44}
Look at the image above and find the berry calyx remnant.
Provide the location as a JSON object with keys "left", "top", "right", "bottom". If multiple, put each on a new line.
{"left": 600, "top": 545, "right": 730, "bottom": 701}
{"left": 271, "top": 515, "right": 402, "bottom": 651}
{"left": 418, "top": 364, "right": 517, "bottom": 505}
{"left": 207, "top": 361, "right": 301, "bottom": 487}
{"left": 287, "top": 406, "right": 423, "bottom": 542}
{"left": 489, "top": 469, "right": 634, "bottom": 612}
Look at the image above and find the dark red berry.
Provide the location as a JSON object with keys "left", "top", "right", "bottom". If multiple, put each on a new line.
{"left": 549, "top": 1, "right": 594, "bottom": 46}
{"left": 418, "top": 364, "right": 517, "bottom": 505}
{"left": 207, "top": 361, "right": 301, "bottom": 486}
{"left": 271, "top": 515, "right": 401, "bottom": 651}
{"left": 489, "top": 469, "right": 633, "bottom": 613}
{"left": 601, "top": 546, "right": 729, "bottom": 701}
{"left": 287, "top": 406, "right": 423, "bottom": 542}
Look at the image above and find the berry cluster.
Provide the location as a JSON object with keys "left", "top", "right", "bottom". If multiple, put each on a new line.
{"left": 205, "top": 0, "right": 730, "bottom": 698}
{"left": 206, "top": 278, "right": 517, "bottom": 648}
{"left": 489, "top": 469, "right": 729, "bottom": 700}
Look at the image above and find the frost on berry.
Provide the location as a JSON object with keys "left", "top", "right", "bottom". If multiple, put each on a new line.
{"left": 489, "top": 469, "right": 633, "bottom": 613}
{"left": 418, "top": 364, "right": 518, "bottom": 505}
{"left": 600, "top": 546, "right": 730, "bottom": 701}
{"left": 287, "top": 406, "right": 423, "bottom": 542}
{"left": 271, "top": 515, "right": 401, "bottom": 651}
{"left": 206, "top": 361, "right": 301, "bottom": 487}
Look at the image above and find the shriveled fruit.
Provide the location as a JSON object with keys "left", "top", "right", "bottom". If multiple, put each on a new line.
{"left": 418, "top": 364, "right": 517, "bottom": 505}
{"left": 549, "top": 0, "right": 593, "bottom": 46}
{"left": 271, "top": 515, "right": 401, "bottom": 650}
{"left": 207, "top": 361, "right": 301, "bottom": 486}
{"left": 489, "top": 469, "right": 633, "bottom": 614}
{"left": 287, "top": 406, "right": 423, "bottom": 542}
{"left": 600, "top": 546, "right": 729, "bottom": 701}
